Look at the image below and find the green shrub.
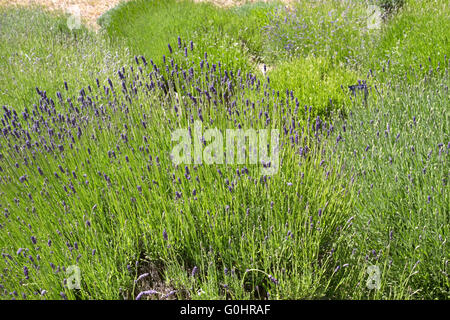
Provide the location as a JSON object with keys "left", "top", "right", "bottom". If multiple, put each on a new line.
{"left": 366, "top": 0, "right": 450, "bottom": 81}
{"left": 324, "top": 65, "right": 450, "bottom": 299}
{"left": 267, "top": 56, "right": 361, "bottom": 115}
{"left": 100, "top": 0, "right": 261, "bottom": 74}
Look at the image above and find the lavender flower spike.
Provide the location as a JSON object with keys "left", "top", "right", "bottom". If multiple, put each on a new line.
{"left": 191, "top": 266, "right": 198, "bottom": 277}
{"left": 268, "top": 274, "right": 278, "bottom": 285}
{"left": 135, "top": 273, "right": 150, "bottom": 283}
{"left": 136, "top": 290, "right": 158, "bottom": 300}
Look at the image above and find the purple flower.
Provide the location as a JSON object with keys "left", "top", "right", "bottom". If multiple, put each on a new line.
{"left": 163, "top": 229, "right": 168, "bottom": 241}
{"left": 163, "top": 290, "right": 176, "bottom": 299}
{"left": 168, "top": 44, "right": 173, "bottom": 54}
{"left": 135, "top": 273, "right": 150, "bottom": 283}
{"left": 268, "top": 274, "right": 278, "bottom": 285}
{"left": 136, "top": 290, "right": 158, "bottom": 300}
{"left": 191, "top": 266, "right": 198, "bottom": 277}
{"left": 23, "top": 266, "right": 29, "bottom": 279}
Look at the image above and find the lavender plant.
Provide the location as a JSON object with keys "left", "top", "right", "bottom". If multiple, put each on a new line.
{"left": 0, "top": 36, "right": 354, "bottom": 300}
{"left": 323, "top": 60, "right": 449, "bottom": 299}
{"left": 261, "top": 1, "right": 374, "bottom": 66}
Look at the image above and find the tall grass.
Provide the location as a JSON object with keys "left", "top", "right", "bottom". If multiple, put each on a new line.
{"left": 366, "top": 0, "right": 450, "bottom": 80}
{"left": 0, "top": 7, "right": 130, "bottom": 109}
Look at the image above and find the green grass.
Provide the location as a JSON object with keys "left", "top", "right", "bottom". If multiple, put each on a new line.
{"left": 99, "top": 0, "right": 280, "bottom": 75}
{"left": 267, "top": 55, "right": 360, "bottom": 115}
{"left": 0, "top": 6, "right": 130, "bottom": 109}
{"left": 366, "top": 0, "right": 450, "bottom": 80}
{"left": 262, "top": 0, "right": 372, "bottom": 65}
{"left": 0, "top": 0, "right": 448, "bottom": 301}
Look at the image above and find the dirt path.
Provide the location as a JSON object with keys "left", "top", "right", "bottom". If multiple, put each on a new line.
{"left": 0, "top": 0, "right": 292, "bottom": 29}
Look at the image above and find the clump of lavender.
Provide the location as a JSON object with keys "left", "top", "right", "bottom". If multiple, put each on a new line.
{"left": 324, "top": 64, "right": 449, "bottom": 297}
